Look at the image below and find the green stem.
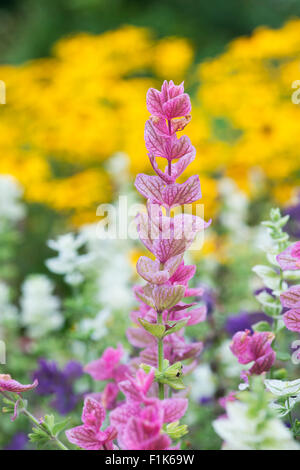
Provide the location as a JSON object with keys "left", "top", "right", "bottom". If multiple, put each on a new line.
{"left": 0, "top": 392, "right": 68, "bottom": 450}
{"left": 22, "top": 408, "right": 68, "bottom": 450}
{"left": 157, "top": 312, "right": 164, "bottom": 400}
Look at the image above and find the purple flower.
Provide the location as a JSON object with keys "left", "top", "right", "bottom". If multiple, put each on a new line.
{"left": 32, "top": 359, "right": 83, "bottom": 415}
{"left": 4, "top": 433, "right": 28, "bottom": 451}
{"left": 197, "top": 284, "right": 216, "bottom": 316}
{"left": 225, "top": 311, "right": 273, "bottom": 336}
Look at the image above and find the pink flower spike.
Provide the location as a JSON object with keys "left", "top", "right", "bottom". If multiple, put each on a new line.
{"left": 277, "top": 242, "right": 300, "bottom": 271}
{"left": 283, "top": 308, "right": 300, "bottom": 332}
{"left": 66, "top": 397, "right": 117, "bottom": 450}
{"left": 84, "top": 344, "right": 124, "bottom": 381}
{"left": 280, "top": 285, "right": 300, "bottom": 309}
{"left": 0, "top": 374, "right": 38, "bottom": 393}
{"left": 146, "top": 80, "right": 191, "bottom": 120}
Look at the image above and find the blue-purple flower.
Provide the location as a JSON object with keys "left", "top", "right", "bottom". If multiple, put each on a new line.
{"left": 32, "top": 359, "right": 83, "bottom": 415}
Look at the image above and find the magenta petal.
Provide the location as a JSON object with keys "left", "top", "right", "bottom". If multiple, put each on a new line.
{"left": 169, "top": 262, "right": 196, "bottom": 284}
{"left": 146, "top": 88, "right": 164, "bottom": 117}
{"left": 162, "top": 94, "right": 191, "bottom": 119}
{"left": 82, "top": 397, "right": 105, "bottom": 429}
{"left": 135, "top": 174, "right": 164, "bottom": 204}
{"left": 283, "top": 308, "right": 300, "bottom": 332}
{"left": 161, "top": 398, "right": 188, "bottom": 422}
{"left": 136, "top": 256, "right": 170, "bottom": 285}
{"left": 84, "top": 344, "right": 123, "bottom": 381}
{"left": 66, "top": 425, "right": 103, "bottom": 450}
{"left": 126, "top": 326, "right": 155, "bottom": 349}
{"left": 280, "top": 285, "right": 300, "bottom": 309}
{"left": 186, "top": 306, "right": 207, "bottom": 325}
{"left": 162, "top": 175, "right": 201, "bottom": 208}
{"left": 0, "top": 376, "right": 38, "bottom": 393}
{"left": 277, "top": 242, "right": 300, "bottom": 271}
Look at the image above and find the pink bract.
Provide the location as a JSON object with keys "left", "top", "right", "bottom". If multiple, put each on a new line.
{"left": 230, "top": 330, "right": 276, "bottom": 375}
{"left": 0, "top": 374, "right": 38, "bottom": 393}
{"left": 66, "top": 397, "right": 117, "bottom": 450}
{"left": 277, "top": 241, "right": 300, "bottom": 271}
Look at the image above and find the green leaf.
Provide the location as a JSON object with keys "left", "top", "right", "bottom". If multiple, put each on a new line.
{"left": 255, "top": 291, "right": 282, "bottom": 317}
{"left": 159, "top": 375, "right": 185, "bottom": 390}
{"left": 252, "top": 321, "right": 272, "bottom": 332}
{"left": 276, "top": 351, "right": 291, "bottom": 362}
{"left": 164, "top": 362, "right": 183, "bottom": 378}
{"left": 164, "top": 319, "right": 187, "bottom": 336}
{"left": 138, "top": 318, "right": 165, "bottom": 339}
{"left": 53, "top": 418, "right": 70, "bottom": 436}
{"left": 252, "top": 265, "right": 281, "bottom": 290}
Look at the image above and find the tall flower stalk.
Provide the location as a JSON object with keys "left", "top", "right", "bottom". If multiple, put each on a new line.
{"left": 134, "top": 80, "right": 209, "bottom": 399}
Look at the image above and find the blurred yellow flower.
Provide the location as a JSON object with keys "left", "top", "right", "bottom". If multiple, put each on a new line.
{"left": 0, "top": 21, "right": 299, "bottom": 226}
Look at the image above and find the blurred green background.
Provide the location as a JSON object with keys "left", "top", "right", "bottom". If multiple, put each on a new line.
{"left": 1, "top": 0, "right": 300, "bottom": 63}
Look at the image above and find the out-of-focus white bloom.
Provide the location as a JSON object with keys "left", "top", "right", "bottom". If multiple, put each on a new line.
{"left": 80, "top": 223, "right": 134, "bottom": 311}
{"left": 20, "top": 275, "right": 63, "bottom": 338}
{"left": 0, "top": 282, "right": 18, "bottom": 326}
{"left": 218, "top": 178, "right": 249, "bottom": 238}
{"left": 213, "top": 401, "right": 300, "bottom": 450}
{"left": 190, "top": 364, "right": 216, "bottom": 401}
{"left": 0, "top": 175, "right": 25, "bottom": 225}
{"left": 46, "top": 233, "right": 94, "bottom": 285}
{"left": 79, "top": 309, "right": 110, "bottom": 341}
{"left": 106, "top": 152, "right": 130, "bottom": 188}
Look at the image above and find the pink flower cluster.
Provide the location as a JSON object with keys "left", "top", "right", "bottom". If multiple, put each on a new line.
{"left": 277, "top": 241, "right": 300, "bottom": 332}
{"left": 230, "top": 330, "right": 276, "bottom": 379}
{"left": 110, "top": 369, "right": 187, "bottom": 450}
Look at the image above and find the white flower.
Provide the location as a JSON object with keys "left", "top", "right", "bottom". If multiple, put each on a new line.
{"left": 213, "top": 401, "right": 300, "bottom": 450}
{"left": 20, "top": 275, "right": 63, "bottom": 338}
{"left": 265, "top": 378, "right": 300, "bottom": 417}
{"left": 80, "top": 223, "right": 134, "bottom": 311}
{"left": 190, "top": 364, "right": 216, "bottom": 401}
{"left": 79, "top": 309, "right": 111, "bottom": 341}
{"left": 0, "top": 175, "right": 25, "bottom": 225}
{"left": 46, "top": 233, "right": 94, "bottom": 285}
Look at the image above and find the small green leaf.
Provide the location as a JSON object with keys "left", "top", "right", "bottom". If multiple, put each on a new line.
{"left": 138, "top": 318, "right": 165, "bottom": 339}
{"left": 252, "top": 321, "right": 272, "bottom": 332}
{"left": 53, "top": 418, "right": 70, "bottom": 436}
{"left": 164, "top": 319, "right": 187, "bottom": 337}
{"left": 276, "top": 351, "right": 291, "bottom": 362}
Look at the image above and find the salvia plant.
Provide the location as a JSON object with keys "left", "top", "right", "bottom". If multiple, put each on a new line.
{"left": 2, "top": 84, "right": 300, "bottom": 451}
{"left": 0, "top": 81, "right": 210, "bottom": 450}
